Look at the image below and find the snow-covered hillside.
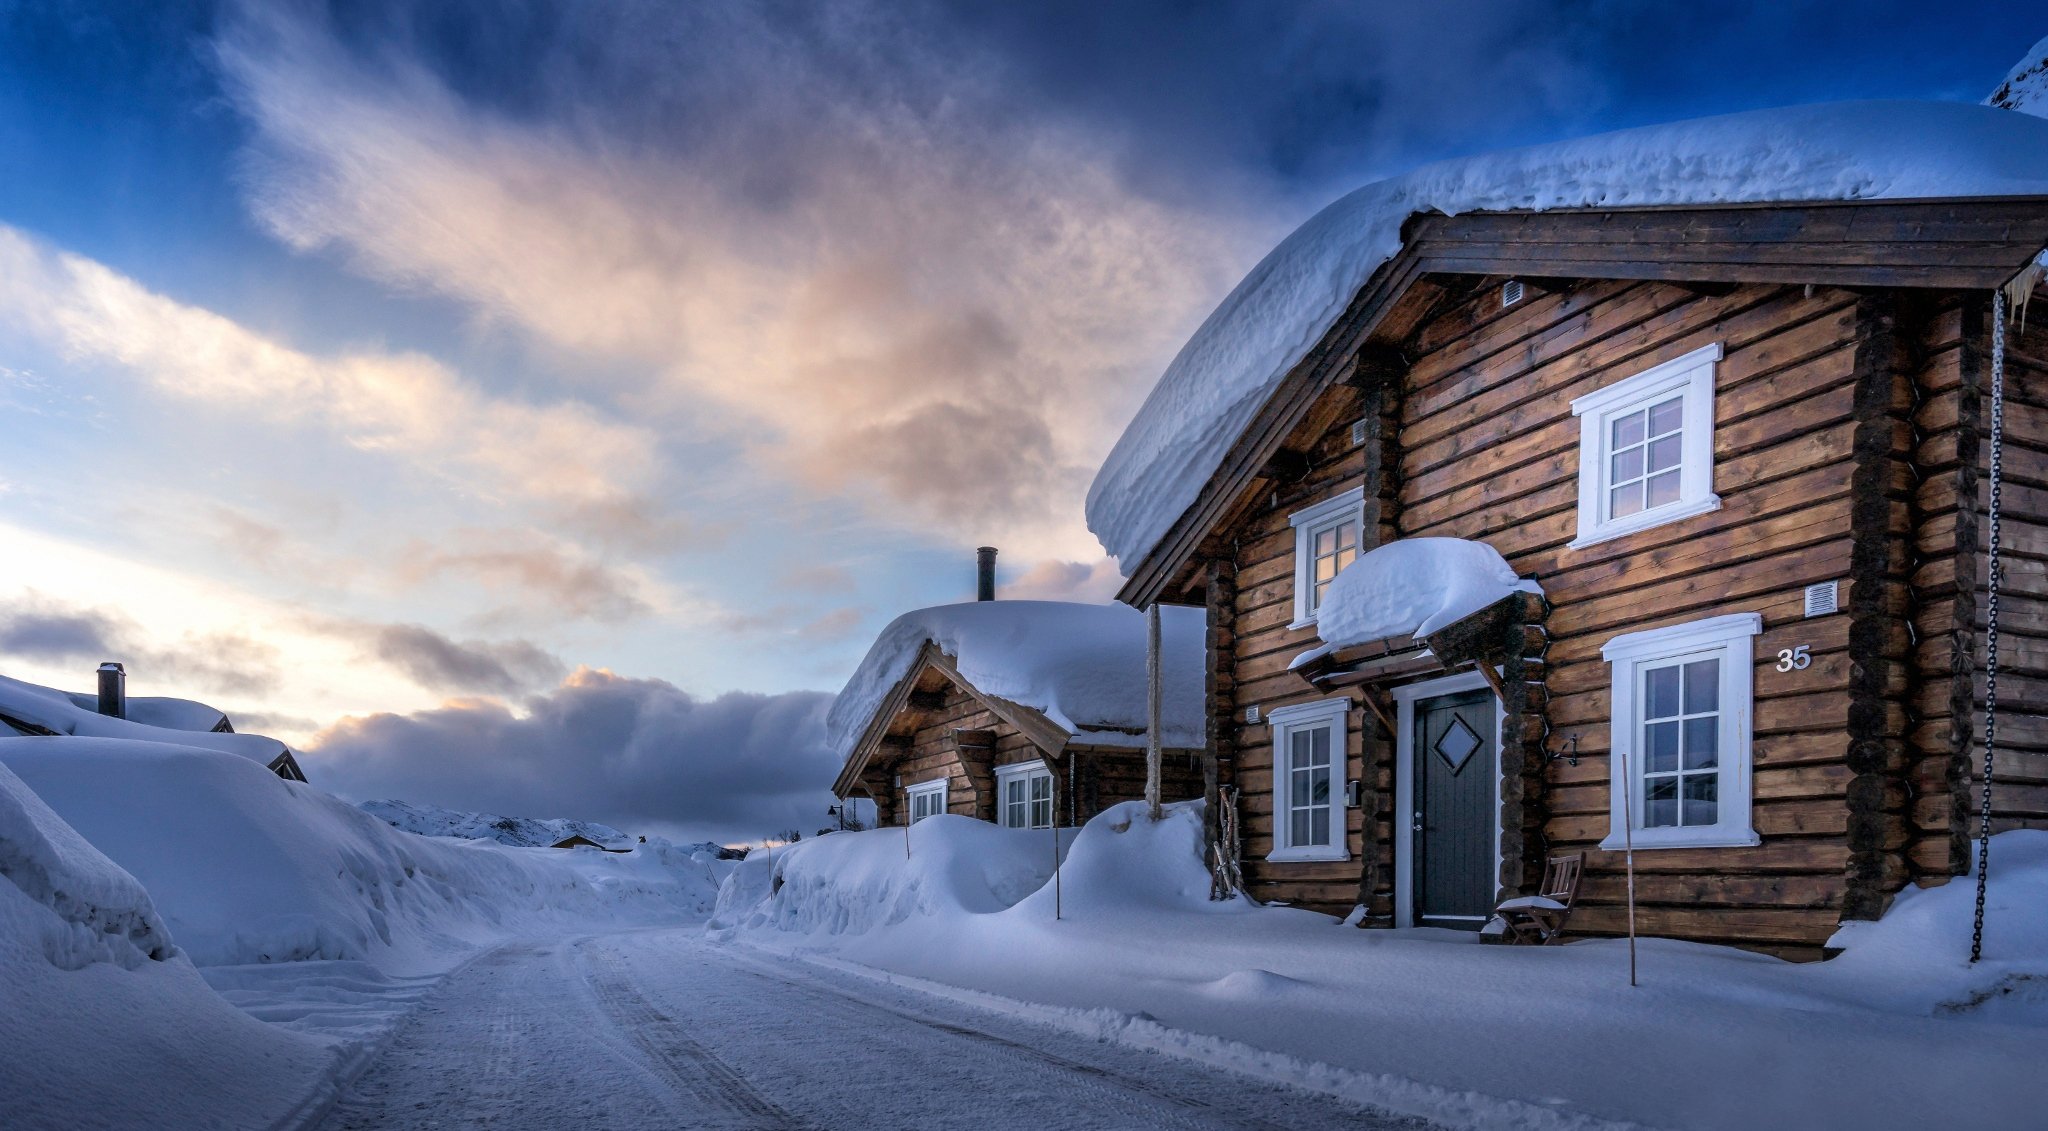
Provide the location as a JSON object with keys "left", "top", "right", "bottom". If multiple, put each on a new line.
{"left": 361, "top": 797, "right": 639, "bottom": 850}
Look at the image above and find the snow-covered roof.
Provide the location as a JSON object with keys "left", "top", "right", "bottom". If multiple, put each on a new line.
{"left": 1302, "top": 539, "right": 1542, "bottom": 664}
{"left": 1087, "top": 100, "right": 2048, "bottom": 574}
{"left": 826, "top": 601, "right": 1207, "bottom": 764}
{"left": 0, "top": 673, "right": 292, "bottom": 770}
{"left": 1989, "top": 35, "right": 2048, "bottom": 118}
{"left": 62, "top": 692, "right": 228, "bottom": 733}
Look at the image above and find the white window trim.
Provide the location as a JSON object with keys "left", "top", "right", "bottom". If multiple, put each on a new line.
{"left": 1568, "top": 343, "right": 1723, "bottom": 549}
{"left": 1265, "top": 697, "right": 1351, "bottom": 862}
{"left": 904, "top": 777, "right": 948, "bottom": 824}
{"left": 994, "top": 761, "right": 1055, "bottom": 829}
{"left": 1392, "top": 670, "right": 1504, "bottom": 929}
{"left": 1600, "top": 612, "right": 1763, "bottom": 851}
{"left": 1288, "top": 487, "right": 1366, "bottom": 628}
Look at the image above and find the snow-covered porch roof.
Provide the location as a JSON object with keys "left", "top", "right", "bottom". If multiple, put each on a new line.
{"left": 1088, "top": 100, "right": 2048, "bottom": 608}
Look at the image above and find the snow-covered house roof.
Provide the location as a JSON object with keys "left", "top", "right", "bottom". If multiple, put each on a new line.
{"left": 826, "top": 601, "right": 1207, "bottom": 789}
{"left": 1087, "top": 100, "right": 2048, "bottom": 588}
{"left": 0, "top": 673, "right": 305, "bottom": 781}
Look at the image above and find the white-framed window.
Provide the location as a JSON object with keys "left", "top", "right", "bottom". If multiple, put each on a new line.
{"left": 905, "top": 778, "right": 948, "bottom": 824}
{"left": 1265, "top": 698, "right": 1350, "bottom": 862}
{"left": 1289, "top": 487, "right": 1365, "bottom": 627}
{"left": 995, "top": 762, "right": 1055, "bottom": 829}
{"left": 1600, "top": 613, "right": 1762, "bottom": 851}
{"left": 1569, "top": 343, "right": 1722, "bottom": 548}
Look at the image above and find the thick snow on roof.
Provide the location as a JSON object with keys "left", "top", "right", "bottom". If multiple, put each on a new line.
{"left": 1307, "top": 539, "right": 1542, "bottom": 658}
{"left": 63, "top": 692, "right": 227, "bottom": 733}
{"left": 0, "top": 672, "right": 288, "bottom": 768}
{"left": 826, "top": 600, "right": 1206, "bottom": 762}
{"left": 1989, "top": 35, "right": 2048, "bottom": 118}
{"left": 1087, "top": 100, "right": 2048, "bottom": 573}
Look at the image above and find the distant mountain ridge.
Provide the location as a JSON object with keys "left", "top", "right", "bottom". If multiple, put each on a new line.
{"left": 361, "top": 799, "right": 638, "bottom": 850}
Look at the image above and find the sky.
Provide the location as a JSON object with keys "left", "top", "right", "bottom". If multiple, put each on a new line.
{"left": 0, "top": 0, "right": 2039, "bottom": 843}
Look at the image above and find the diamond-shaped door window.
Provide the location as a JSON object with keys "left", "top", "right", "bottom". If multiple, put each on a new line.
{"left": 1434, "top": 717, "right": 1482, "bottom": 773}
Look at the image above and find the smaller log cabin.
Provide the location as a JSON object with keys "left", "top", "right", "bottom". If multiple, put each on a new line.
{"left": 829, "top": 598, "right": 1208, "bottom": 831}
{"left": 1087, "top": 100, "right": 2048, "bottom": 957}
{"left": 0, "top": 668, "right": 310, "bottom": 782}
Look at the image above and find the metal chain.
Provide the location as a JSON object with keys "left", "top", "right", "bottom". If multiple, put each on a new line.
{"left": 1972, "top": 290, "right": 2007, "bottom": 965}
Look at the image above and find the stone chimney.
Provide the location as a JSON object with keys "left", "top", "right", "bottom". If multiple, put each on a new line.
{"left": 96, "top": 662, "right": 126, "bottom": 719}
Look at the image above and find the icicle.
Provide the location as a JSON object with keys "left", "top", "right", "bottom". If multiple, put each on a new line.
{"left": 2002, "top": 249, "right": 2046, "bottom": 333}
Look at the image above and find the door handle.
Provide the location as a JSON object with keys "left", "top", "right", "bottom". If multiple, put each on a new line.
{"left": 1411, "top": 813, "right": 1424, "bottom": 833}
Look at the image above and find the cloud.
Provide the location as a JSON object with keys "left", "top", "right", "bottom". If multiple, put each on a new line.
{"left": 1002, "top": 558, "right": 1125, "bottom": 603}
{"left": 337, "top": 622, "right": 566, "bottom": 696}
{"left": 0, "top": 591, "right": 280, "bottom": 696}
{"left": 210, "top": 0, "right": 1276, "bottom": 559}
{"left": 391, "top": 531, "right": 657, "bottom": 624}
{"left": 304, "top": 667, "right": 839, "bottom": 845}
{"left": 778, "top": 564, "right": 858, "bottom": 595}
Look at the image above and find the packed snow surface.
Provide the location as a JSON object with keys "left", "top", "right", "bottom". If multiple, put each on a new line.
{"left": 0, "top": 672, "right": 293, "bottom": 770}
{"left": 716, "top": 802, "right": 2048, "bottom": 1130}
{"left": 362, "top": 798, "right": 637, "bottom": 850}
{"left": 1989, "top": 34, "right": 2048, "bottom": 117}
{"left": 1087, "top": 100, "right": 2048, "bottom": 572}
{"left": 1309, "top": 538, "right": 1543, "bottom": 655}
{"left": 825, "top": 600, "right": 1207, "bottom": 762}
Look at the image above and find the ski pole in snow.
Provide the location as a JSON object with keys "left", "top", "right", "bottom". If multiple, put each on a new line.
{"left": 1146, "top": 602, "right": 1163, "bottom": 821}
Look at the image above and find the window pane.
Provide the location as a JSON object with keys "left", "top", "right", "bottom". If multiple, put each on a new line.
{"left": 1647, "top": 396, "right": 1684, "bottom": 437}
{"left": 1314, "top": 528, "right": 1336, "bottom": 557}
{"left": 1682, "top": 775, "right": 1718, "bottom": 826}
{"left": 1316, "top": 555, "right": 1338, "bottom": 583}
{"left": 1290, "top": 730, "right": 1312, "bottom": 771}
{"left": 1646, "top": 434, "right": 1682, "bottom": 474}
{"left": 1645, "top": 720, "right": 1680, "bottom": 774}
{"left": 1309, "top": 766, "right": 1330, "bottom": 806}
{"left": 1645, "top": 665, "right": 1681, "bottom": 718}
{"left": 1310, "top": 726, "right": 1330, "bottom": 768}
{"left": 1291, "top": 809, "right": 1310, "bottom": 846}
{"left": 1645, "top": 777, "right": 1678, "bottom": 828}
{"left": 1683, "top": 659, "right": 1719, "bottom": 713}
{"left": 1610, "top": 446, "right": 1644, "bottom": 483}
{"left": 1031, "top": 775, "right": 1051, "bottom": 803}
{"left": 1612, "top": 410, "right": 1646, "bottom": 449}
{"left": 1335, "top": 543, "right": 1357, "bottom": 573}
{"left": 1310, "top": 807, "right": 1329, "bottom": 846}
{"left": 1335, "top": 520, "right": 1357, "bottom": 552}
{"left": 1646, "top": 470, "right": 1682, "bottom": 508}
{"left": 1610, "top": 483, "right": 1643, "bottom": 519}
{"left": 1682, "top": 717, "right": 1718, "bottom": 769}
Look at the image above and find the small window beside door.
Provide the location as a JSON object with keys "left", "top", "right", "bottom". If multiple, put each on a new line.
{"left": 1600, "top": 613, "right": 1761, "bottom": 850}
{"left": 1265, "top": 698, "right": 1350, "bottom": 862}
{"left": 1288, "top": 488, "right": 1366, "bottom": 627}
{"left": 996, "top": 762, "right": 1055, "bottom": 829}
{"left": 1569, "top": 344, "right": 1722, "bottom": 548}
{"left": 905, "top": 778, "right": 948, "bottom": 824}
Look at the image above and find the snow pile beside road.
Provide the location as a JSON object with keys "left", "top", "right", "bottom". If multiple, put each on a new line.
{"left": 0, "top": 760, "right": 332, "bottom": 1130}
{"left": 711, "top": 816, "right": 1066, "bottom": 937}
{"left": 1308, "top": 538, "right": 1543, "bottom": 657}
{"left": 1087, "top": 100, "right": 2048, "bottom": 571}
{"left": 826, "top": 601, "right": 1207, "bottom": 760}
{"left": 361, "top": 797, "right": 636, "bottom": 849}
{"left": 0, "top": 737, "right": 725, "bottom": 973}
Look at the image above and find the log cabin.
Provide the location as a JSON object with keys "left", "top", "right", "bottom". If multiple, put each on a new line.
{"left": 1085, "top": 99, "right": 2048, "bottom": 957}
{"left": 828, "top": 559, "right": 1208, "bottom": 830}
{"left": 0, "top": 667, "right": 309, "bottom": 782}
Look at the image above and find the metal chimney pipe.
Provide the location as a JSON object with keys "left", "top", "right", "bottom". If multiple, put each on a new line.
{"left": 975, "top": 546, "right": 998, "bottom": 601}
{"left": 96, "top": 662, "right": 126, "bottom": 719}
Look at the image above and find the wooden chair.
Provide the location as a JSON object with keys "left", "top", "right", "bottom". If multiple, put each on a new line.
{"left": 1493, "top": 852, "right": 1584, "bottom": 945}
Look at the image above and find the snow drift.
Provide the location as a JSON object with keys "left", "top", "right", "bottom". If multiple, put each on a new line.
{"left": 1308, "top": 538, "right": 1543, "bottom": 657}
{"left": 0, "top": 760, "right": 333, "bottom": 1130}
{"left": 825, "top": 600, "right": 1207, "bottom": 761}
{"left": 1087, "top": 100, "right": 2048, "bottom": 572}
{"left": 0, "top": 737, "right": 727, "bottom": 972}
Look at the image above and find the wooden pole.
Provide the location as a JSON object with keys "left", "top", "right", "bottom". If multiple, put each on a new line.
{"left": 1146, "top": 602, "right": 1163, "bottom": 821}
{"left": 1052, "top": 817, "right": 1063, "bottom": 921}
{"left": 1620, "top": 739, "right": 1638, "bottom": 987}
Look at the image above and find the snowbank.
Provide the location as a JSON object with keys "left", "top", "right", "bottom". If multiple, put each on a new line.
{"left": 711, "top": 815, "right": 1067, "bottom": 937}
{"left": 1, "top": 672, "right": 295, "bottom": 771}
{"left": 0, "top": 736, "right": 725, "bottom": 973}
{"left": 1309, "top": 538, "right": 1543, "bottom": 655}
{"left": 825, "top": 600, "right": 1207, "bottom": 761}
{"left": 1086, "top": 100, "right": 2048, "bottom": 572}
{"left": 361, "top": 797, "right": 635, "bottom": 850}
{"left": 0, "top": 761, "right": 333, "bottom": 1130}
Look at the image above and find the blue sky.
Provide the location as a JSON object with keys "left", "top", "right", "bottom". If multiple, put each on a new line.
{"left": 0, "top": 1, "right": 2038, "bottom": 840}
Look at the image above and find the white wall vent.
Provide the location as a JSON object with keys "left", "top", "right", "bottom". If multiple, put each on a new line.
{"left": 1804, "top": 581, "right": 1839, "bottom": 618}
{"left": 1243, "top": 705, "right": 1261, "bottom": 725}
{"left": 1502, "top": 279, "right": 1525, "bottom": 307}
{"left": 1350, "top": 419, "right": 1369, "bottom": 447}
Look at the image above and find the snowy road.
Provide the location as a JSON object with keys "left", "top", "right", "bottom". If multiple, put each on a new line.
{"left": 319, "top": 927, "right": 1430, "bottom": 1130}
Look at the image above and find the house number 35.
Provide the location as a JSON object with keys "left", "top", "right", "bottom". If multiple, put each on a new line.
{"left": 1775, "top": 645, "right": 1812, "bottom": 672}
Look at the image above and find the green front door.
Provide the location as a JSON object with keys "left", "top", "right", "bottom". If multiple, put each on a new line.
{"left": 1414, "top": 689, "right": 1496, "bottom": 928}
